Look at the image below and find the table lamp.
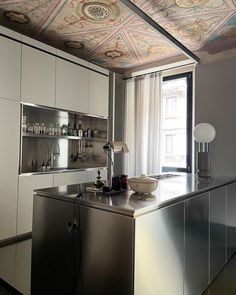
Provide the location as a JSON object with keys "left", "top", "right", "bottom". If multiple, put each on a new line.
{"left": 103, "top": 141, "right": 129, "bottom": 189}
{"left": 194, "top": 123, "right": 216, "bottom": 178}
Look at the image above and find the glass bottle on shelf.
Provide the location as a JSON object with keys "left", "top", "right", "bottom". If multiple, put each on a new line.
{"left": 68, "top": 123, "right": 73, "bottom": 136}
{"left": 78, "top": 124, "right": 83, "bottom": 137}
{"left": 22, "top": 115, "right": 27, "bottom": 133}
{"left": 55, "top": 123, "right": 61, "bottom": 136}
{"left": 40, "top": 123, "right": 46, "bottom": 134}
{"left": 33, "top": 123, "right": 40, "bottom": 134}
{"left": 73, "top": 121, "right": 78, "bottom": 136}
{"left": 61, "top": 124, "right": 68, "bottom": 136}
{"left": 48, "top": 123, "right": 54, "bottom": 135}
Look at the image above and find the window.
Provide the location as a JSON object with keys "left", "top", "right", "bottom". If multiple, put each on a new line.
{"left": 161, "top": 72, "right": 192, "bottom": 173}
{"left": 165, "top": 96, "right": 177, "bottom": 117}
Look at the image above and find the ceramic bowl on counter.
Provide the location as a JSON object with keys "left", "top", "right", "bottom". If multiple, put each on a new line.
{"left": 128, "top": 175, "right": 158, "bottom": 194}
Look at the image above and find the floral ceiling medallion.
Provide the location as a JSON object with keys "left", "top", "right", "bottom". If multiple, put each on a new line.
{"left": 3, "top": 10, "right": 29, "bottom": 24}
{"left": 78, "top": 0, "right": 120, "bottom": 23}
{"left": 105, "top": 49, "right": 123, "bottom": 58}
{"left": 64, "top": 40, "right": 85, "bottom": 50}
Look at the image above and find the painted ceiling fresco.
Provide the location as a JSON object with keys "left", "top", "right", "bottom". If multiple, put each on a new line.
{"left": 0, "top": 0, "right": 235, "bottom": 72}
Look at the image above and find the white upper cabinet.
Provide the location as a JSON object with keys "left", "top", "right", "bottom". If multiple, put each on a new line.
{"left": 0, "top": 99, "right": 20, "bottom": 240}
{"left": 21, "top": 45, "right": 56, "bottom": 107}
{"left": 0, "top": 36, "right": 21, "bottom": 101}
{"left": 56, "top": 58, "right": 89, "bottom": 113}
{"left": 89, "top": 71, "right": 109, "bottom": 117}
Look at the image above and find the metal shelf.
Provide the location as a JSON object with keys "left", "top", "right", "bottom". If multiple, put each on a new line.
{"left": 22, "top": 132, "right": 107, "bottom": 141}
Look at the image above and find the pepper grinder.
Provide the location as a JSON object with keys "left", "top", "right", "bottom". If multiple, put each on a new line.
{"left": 93, "top": 170, "right": 104, "bottom": 189}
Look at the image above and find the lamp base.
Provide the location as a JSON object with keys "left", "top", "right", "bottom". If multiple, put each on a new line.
{"left": 197, "top": 151, "right": 211, "bottom": 178}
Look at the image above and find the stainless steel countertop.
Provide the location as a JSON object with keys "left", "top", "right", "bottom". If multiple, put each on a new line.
{"left": 35, "top": 174, "right": 236, "bottom": 217}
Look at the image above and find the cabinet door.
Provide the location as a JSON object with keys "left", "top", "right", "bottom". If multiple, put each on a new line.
{"left": 0, "top": 36, "right": 21, "bottom": 101}
{"left": 89, "top": 71, "right": 109, "bottom": 117}
{"left": 56, "top": 58, "right": 89, "bottom": 113}
{"left": 0, "top": 99, "right": 20, "bottom": 240}
{"left": 209, "top": 187, "right": 226, "bottom": 281}
{"left": 135, "top": 202, "right": 184, "bottom": 295}
{"left": 21, "top": 45, "right": 56, "bottom": 107}
{"left": 32, "top": 196, "right": 75, "bottom": 295}
{"left": 227, "top": 182, "right": 236, "bottom": 260}
{"left": 17, "top": 174, "right": 54, "bottom": 235}
{"left": 82, "top": 169, "right": 107, "bottom": 183}
{"left": 0, "top": 244, "right": 16, "bottom": 288}
{"left": 54, "top": 171, "right": 85, "bottom": 186}
{"left": 54, "top": 170, "right": 107, "bottom": 187}
{"left": 184, "top": 193, "right": 209, "bottom": 295}
{"left": 15, "top": 239, "right": 31, "bottom": 295}
{"left": 80, "top": 206, "right": 134, "bottom": 295}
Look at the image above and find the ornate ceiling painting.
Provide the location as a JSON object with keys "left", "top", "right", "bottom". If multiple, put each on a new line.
{"left": 132, "top": 0, "right": 236, "bottom": 61}
{"left": 0, "top": 0, "right": 235, "bottom": 72}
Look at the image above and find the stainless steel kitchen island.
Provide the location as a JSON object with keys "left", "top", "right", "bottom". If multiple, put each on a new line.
{"left": 32, "top": 174, "right": 236, "bottom": 295}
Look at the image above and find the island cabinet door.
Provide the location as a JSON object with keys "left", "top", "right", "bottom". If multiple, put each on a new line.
{"left": 135, "top": 202, "right": 184, "bottom": 295}
{"left": 226, "top": 182, "right": 236, "bottom": 260}
{"left": 31, "top": 196, "right": 75, "bottom": 295}
{"left": 184, "top": 192, "right": 209, "bottom": 295}
{"left": 79, "top": 206, "right": 134, "bottom": 295}
{"left": 209, "top": 186, "right": 227, "bottom": 282}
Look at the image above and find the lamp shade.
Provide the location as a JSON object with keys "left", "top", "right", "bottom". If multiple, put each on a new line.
{"left": 194, "top": 123, "right": 216, "bottom": 143}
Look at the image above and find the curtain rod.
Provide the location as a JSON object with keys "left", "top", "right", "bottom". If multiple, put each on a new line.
{"left": 123, "top": 62, "right": 196, "bottom": 81}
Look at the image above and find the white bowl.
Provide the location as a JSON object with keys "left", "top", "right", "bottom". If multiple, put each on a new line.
{"left": 128, "top": 175, "right": 158, "bottom": 194}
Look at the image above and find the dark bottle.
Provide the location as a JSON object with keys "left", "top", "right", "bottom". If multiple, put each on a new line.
{"left": 68, "top": 123, "right": 73, "bottom": 136}
{"left": 120, "top": 174, "right": 128, "bottom": 190}
{"left": 73, "top": 122, "right": 78, "bottom": 136}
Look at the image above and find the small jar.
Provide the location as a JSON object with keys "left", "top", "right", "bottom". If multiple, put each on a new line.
{"left": 55, "top": 123, "right": 61, "bottom": 135}
{"left": 33, "top": 123, "right": 40, "bottom": 134}
{"left": 61, "top": 124, "right": 68, "bottom": 136}
{"left": 48, "top": 123, "right": 54, "bottom": 135}
{"left": 28, "top": 124, "right": 33, "bottom": 133}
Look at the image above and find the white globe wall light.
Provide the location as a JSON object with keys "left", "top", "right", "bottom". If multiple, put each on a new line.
{"left": 194, "top": 123, "right": 216, "bottom": 178}
{"left": 194, "top": 123, "right": 216, "bottom": 144}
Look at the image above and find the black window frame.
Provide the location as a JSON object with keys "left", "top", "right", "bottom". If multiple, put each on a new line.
{"left": 161, "top": 72, "right": 193, "bottom": 173}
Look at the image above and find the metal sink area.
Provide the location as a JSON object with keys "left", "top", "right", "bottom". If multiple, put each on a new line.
{"left": 150, "top": 174, "right": 180, "bottom": 180}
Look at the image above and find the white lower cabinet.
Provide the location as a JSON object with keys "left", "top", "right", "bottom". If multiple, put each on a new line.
{"left": 0, "top": 98, "right": 20, "bottom": 241}
{"left": 17, "top": 174, "right": 54, "bottom": 235}
{"left": 53, "top": 169, "right": 107, "bottom": 187}
{"left": 17, "top": 170, "right": 107, "bottom": 235}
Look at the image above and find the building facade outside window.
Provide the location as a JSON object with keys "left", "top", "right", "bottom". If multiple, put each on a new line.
{"left": 161, "top": 72, "right": 192, "bottom": 172}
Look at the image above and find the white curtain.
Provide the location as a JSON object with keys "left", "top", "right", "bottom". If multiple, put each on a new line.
{"left": 124, "top": 73, "right": 162, "bottom": 177}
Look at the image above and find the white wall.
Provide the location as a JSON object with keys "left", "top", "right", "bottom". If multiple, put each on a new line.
{"left": 195, "top": 56, "right": 236, "bottom": 176}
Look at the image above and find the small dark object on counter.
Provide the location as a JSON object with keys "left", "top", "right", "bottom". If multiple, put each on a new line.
{"left": 103, "top": 186, "right": 111, "bottom": 192}
{"left": 120, "top": 174, "right": 128, "bottom": 190}
{"left": 93, "top": 170, "right": 105, "bottom": 189}
{"left": 112, "top": 176, "right": 121, "bottom": 191}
